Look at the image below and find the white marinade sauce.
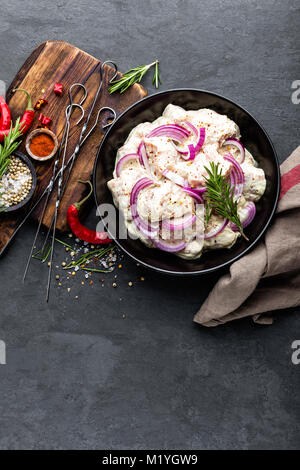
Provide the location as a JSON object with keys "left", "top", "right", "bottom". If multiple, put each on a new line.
{"left": 107, "top": 105, "right": 266, "bottom": 259}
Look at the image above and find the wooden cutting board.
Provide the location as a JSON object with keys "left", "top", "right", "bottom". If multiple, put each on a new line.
{"left": 0, "top": 40, "right": 147, "bottom": 255}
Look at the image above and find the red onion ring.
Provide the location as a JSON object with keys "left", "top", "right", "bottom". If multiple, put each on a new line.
{"left": 162, "top": 213, "right": 196, "bottom": 231}
{"left": 204, "top": 218, "right": 228, "bottom": 239}
{"left": 175, "top": 122, "right": 198, "bottom": 156}
{"left": 130, "top": 178, "right": 158, "bottom": 237}
{"left": 116, "top": 153, "right": 139, "bottom": 177}
{"left": 147, "top": 122, "right": 205, "bottom": 161}
{"left": 184, "top": 121, "right": 198, "bottom": 136}
{"left": 162, "top": 171, "right": 206, "bottom": 204}
{"left": 151, "top": 238, "right": 186, "bottom": 253}
{"left": 177, "top": 126, "right": 206, "bottom": 160}
{"left": 224, "top": 138, "right": 245, "bottom": 163}
{"left": 230, "top": 202, "right": 256, "bottom": 231}
{"left": 137, "top": 141, "right": 151, "bottom": 174}
{"left": 147, "top": 124, "right": 190, "bottom": 142}
{"left": 182, "top": 187, "right": 204, "bottom": 204}
{"left": 187, "top": 144, "right": 196, "bottom": 160}
{"left": 224, "top": 153, "right": 244, "bottom": 201}
{"left": 193, "top": 127, "right": 206, "bottom": 153}
{"left": 161, "top": 170, "right": 207, "bottom": 205}
{"left": 186, "top": 187, "right": 206, "bottom": 195}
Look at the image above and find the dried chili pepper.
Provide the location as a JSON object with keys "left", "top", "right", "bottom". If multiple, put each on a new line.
{"left": 0, "top": 95, "right": 11, "bottom": 131}
{"left": 38, "top": 113, "right": 52, "bottom": 127}
{"left": 13, "top": 89, "right": 35, "bottom": 133}
{"left": 67, "top": 180, "right": 112, "bottom": 244}
{"left": 54, "top": 83, "right": 63, "bottom": 96}
{"left": 0, "top": 88, "right": 35, "bottom": 143}
{"left": 34, "top": 98, "right": 48, "bottom": 111}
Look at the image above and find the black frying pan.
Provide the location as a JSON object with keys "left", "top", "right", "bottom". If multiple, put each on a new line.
{"left": 93, "top": 89, "right": 280, "bottom": 275}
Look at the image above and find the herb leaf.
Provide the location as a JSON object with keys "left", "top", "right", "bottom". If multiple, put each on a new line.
{"left": 0, "top": 118, "right": 23, "bottom": 180}
{"left": 203, "top": 162, "right": 248, "bottom": 240}
{"left": 109, "top": 60, "right": 161, "bottom": 94}
{"left": 205, "top": 201, "right": 212, "bottom": 227}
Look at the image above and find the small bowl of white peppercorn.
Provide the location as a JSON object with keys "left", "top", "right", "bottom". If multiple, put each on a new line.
{"left": 0, "top": 150, "right": 37, "bottom": 213}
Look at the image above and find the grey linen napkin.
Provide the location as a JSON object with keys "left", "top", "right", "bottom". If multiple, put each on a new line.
{"left": 194, "top": 146, "right": 300, "bottom": 327}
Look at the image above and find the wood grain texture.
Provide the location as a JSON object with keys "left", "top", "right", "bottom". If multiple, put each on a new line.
{"left": 0, "top": 40, "right": 147, "bottom": 255}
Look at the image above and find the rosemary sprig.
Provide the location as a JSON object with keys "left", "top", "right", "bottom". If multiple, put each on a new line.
{"left": 204, "top": 162, "right": 248, "bottom": 241}
{"left": 54, "top": 238, "right": 73, "bottom": 250}
{"left": 109, "top": 60, "right": 161, "bottom": 94}
{"left": 81, "top": 267, "right": 110, "bottom": 273}
{"left": 32, "top": 244, "right": 52, "bottom": 262}
{"left": 0, "top": 118, "right": 23, "bottom": 180}
{"left": 32, "top": 238, "right": 74, "bottom": 262}
{"left": 32, "top": 238, "right": 115, "bottom": 272}
{"left": 152, "top": 60, "right": 161, "bottom": 89}
{"left": 205, "top": 201, "right": 212, "bottom": 227}
{"left": 63, "top": 245, "right": 114, "bottom": 270}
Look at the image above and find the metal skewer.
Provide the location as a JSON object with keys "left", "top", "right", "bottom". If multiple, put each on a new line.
{"left": 14, "top": 107, "right": 114, "bottom": 257}
{"left": 41, "top": 60, "right": 118, "bottom": 252}
{"left": 22, "top": 84, "right": 87, "bottom": 282}
{"left": 21, "top": 60, "right": 118, "bottom": 301}
{"left": 79, "top": 60, "right": 118, "bottom": 138}
{"left": 41, "top": 106, "right": 116, "bottom": 251}
{"left": 46, "top": 104, "right": 85, "bottom": 301}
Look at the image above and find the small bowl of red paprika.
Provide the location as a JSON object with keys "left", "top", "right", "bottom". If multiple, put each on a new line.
{"left": 26, "top": 128, "right": 58, "bottom": 162}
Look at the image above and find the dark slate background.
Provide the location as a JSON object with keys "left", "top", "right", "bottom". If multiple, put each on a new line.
{"left": 0, "top": 0, "right": 299, "bottom": 450}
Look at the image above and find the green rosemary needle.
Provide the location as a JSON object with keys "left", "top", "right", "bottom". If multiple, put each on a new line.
{"left": 0, "top": 118, "right": 23, "bottom": 180}
{"left": 109, "top": 60, "right": 161, "bottom": 94}
{"left": 204, "top": 162, "right": 248, "bottom": 241}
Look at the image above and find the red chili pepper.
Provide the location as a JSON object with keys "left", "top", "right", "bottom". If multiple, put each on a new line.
{"left": 34, "top": 98, "right": 48, "bottom": 111}
{"left": 67, "top": 180, "right": 112, "bottom": 244}
{"left": 0, "top": 95, "right": 11, "bottom": 131}
{"left": 13, "top": 89, "right": 35, "bottom": 133}
{"left": 38, "top": 113, "right": 52, "bottom": 127}
{"left": 0, "top": 89, "right": 35, "bottom": 143}
{"left": 54, "top": 83, "right": 63, "bottom": 96}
